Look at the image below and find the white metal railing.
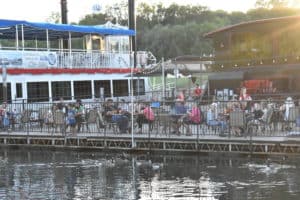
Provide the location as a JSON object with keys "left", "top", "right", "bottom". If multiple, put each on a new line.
{"left": 0, "top": 48, "right": 155, "bottom": 69}
{"left": 152, "top": 81, "right": 175, "bottom": 91}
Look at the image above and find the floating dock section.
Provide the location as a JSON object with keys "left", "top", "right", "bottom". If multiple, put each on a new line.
{"left": 1, "top": 133, "right": 300, "bottom": 156}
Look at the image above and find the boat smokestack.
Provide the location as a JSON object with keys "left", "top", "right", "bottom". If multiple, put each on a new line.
{"left": 61, "top": 0, "right": 68, "bottom": 24}
{"left": 128, "top": 0, "right": 136, "bottom": 68}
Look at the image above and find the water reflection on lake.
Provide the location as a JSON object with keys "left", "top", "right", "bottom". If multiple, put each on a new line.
{"left": 0, "top": 148, "right": 300, "bottom": 200}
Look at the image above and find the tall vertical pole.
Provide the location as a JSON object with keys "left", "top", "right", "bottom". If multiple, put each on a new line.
{"left": 2, "top": 63, "right": 7, "bottom": 103}
{"left": 21, "top": 25, "right": 24, "bottom": 51}
{"left": 61, "top": 0, "right": 68, "bottom": 24}
{"left": 46, "top": 29, "right": 50, "bottom": 50}
{"left": 128, "top": 0, "right": 136, "bottom": 148}
{"left": 128, "top": 0, "right": 136, "bottom": 68}
{"left": 61, "top": 0, "right": 68, "bottom": 49}
{"left": 162, "top": 58, "right": 165, "bottom": 101}
{"left": 15, "top": 25, "right": 19, "bottom": 50}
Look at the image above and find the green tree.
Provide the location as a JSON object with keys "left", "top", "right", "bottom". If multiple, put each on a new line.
{"left": 46, "top": 12, "right": 61, "bottom": 23}
{"left": 73, "top": 2, "right": 300, "bottom": 62}
{"left": 255, "top": 0, "right": 289, "bottom": 8}
{"left": 78, "top": 13, "right": 107, "bottom": 25}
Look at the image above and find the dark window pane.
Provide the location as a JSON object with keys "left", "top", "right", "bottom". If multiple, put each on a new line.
{"left": 74, "top": 81, "right": 92, "bottom": 99}
{"left": 94, "top": 80, "right": 111, "bottom": 98}
{"left": 16, "top": 83, "right": 22, "bottom": 98}
{"left": 133, "top": 79, "right": 145, "bottom": 95}
{"left": 51, "top": 81, "right": 71, "bottom": 100}
{"left": 113, "top": 80, "right": 128, "bottom": 97}
{"left": 0, "top": 83, "right": 11, "bottom": 103}
{"left": 27, "top": 82, "right": 49, "bottom": 102}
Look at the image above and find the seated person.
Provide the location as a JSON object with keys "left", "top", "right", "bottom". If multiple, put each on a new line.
{"left": 136, "top": 103, "right": 155, "bottom": 133}
{"left": 103, "top": 99, "right": 118, "bottom": 122}
{"left": 253, "top": 103, "right": 264, "bottom": 120}
{"left": 112, "top": 108, "right": 129, "bottom": 134}
{"left": 206, "top": 103, "right": 227, "bottom": 134}
{"left": 247, "top": 103, "right": 264, "bottom": 127}
{"left": 188, "top": 103, "right": 201, "bottom": 124}
{"left": 119, "top": 99, "right": 131, "bottom": 118}
{"left": 184, "top": 103, "right": 201, "bottom": 135}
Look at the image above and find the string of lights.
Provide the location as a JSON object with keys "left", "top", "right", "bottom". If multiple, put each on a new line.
{"left": 213, "top": 54, "right": 300, "bottom": 69}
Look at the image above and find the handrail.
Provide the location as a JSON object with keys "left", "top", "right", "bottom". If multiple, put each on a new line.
{"left": 0, "top": 48, "right": 156, "bottom": 69}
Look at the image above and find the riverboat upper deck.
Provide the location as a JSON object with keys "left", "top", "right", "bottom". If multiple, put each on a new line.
{"left": 0, "top": 19, "right": 156, "bottom": 102}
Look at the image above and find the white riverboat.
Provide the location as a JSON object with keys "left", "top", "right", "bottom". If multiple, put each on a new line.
{"left": 0, "top": 19, "right": 156, "bottom": 103}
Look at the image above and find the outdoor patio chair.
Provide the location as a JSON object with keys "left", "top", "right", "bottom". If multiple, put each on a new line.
{"left": 84, "top": 109, "right": 101, "bottom": 133}
{"left": 53, "top": 110, "right": 66, "bottom": 135}
{"left": 229, "top": 111, "right": 245, "bottom": 137}
{"left": 38, "top": 108, "right": 50, "bottom": 132}
{"left": 20, "top": 109, "right": 32, "bottom": 130}
{"left": 157, "top": 113, "right": 173, "bottom": 136}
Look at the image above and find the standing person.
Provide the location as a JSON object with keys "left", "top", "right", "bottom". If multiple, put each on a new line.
{"left": 192, "top": 84, "right": 202, "bottom": 101}
{"left": 239, "top": 87, "right": 252, "bottom": 101}
{"left": 239, "top": 87, "right": 252, "bottom": 111}
{"left": 75, "top": 99, "right": 84, "bottom": 133}
{"left": 66, "top": 103, "right": 76, "bottom": 134}
{"left": 280, "top": 96, "right": 295, "bottom": 131}
{"left": 56, "top": 97, "right": 66, "bottom": 113}
{"left": 136, "top": 103, "right": 155, "bottom": 134}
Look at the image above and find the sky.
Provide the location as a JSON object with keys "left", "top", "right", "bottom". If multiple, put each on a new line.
{"left": 0, "top": 0, "right": 262, "bottom": 23}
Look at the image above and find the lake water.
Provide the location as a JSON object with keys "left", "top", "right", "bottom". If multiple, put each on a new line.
{"left": 0, "top": 148, "right": 300, "bottom": 200}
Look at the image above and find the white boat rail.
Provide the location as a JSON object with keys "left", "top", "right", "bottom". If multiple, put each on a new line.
{"left": 0, "top": 47, "right": 154, "bottom": 69}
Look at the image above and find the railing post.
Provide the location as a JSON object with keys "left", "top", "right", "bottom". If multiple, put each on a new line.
{"left": 197, "top": 123, "right": 199, "bottom": 151}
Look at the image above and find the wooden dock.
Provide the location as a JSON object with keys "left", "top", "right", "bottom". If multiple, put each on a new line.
{"left": 1, "top": 131, "right": 300, "bottom": 156}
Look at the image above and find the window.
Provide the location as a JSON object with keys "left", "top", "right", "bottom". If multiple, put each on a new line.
{"left": 27, "top": 82, "right": 49, "bottom": 102}
{"left": 133, "top": 79, "right": 145, "bottom": 95}
{"left": 113, "top": 80, "right": 128, "bottom": 97}
{"left": 94, "top": 80, "right": 111, "bottom": 98}
{"left": 0, "top": 83, "right": 11, "bottom": 102}
{"left": 51, "top": 81, "right": 71, "bottom": 101}
{"left": 16, "top": 83, "right": 22, "bottom": 98}
{"left": 92, "top": 38, "right": 101, "bottom": 50}
{"left": 74, "top": 81, "right": 92, "bottom": 99}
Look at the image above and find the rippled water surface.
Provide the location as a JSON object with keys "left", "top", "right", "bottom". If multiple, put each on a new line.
{"left": 0, "top": 148, "right": 300, "bottom": 200}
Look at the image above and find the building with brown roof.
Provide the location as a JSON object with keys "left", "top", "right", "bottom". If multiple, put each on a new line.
{"left": 204, "top": 15, "right": 300, "bottom": 98}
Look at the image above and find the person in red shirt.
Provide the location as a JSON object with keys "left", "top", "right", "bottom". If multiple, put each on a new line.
{"left": 192, "top": 84, "right": 202, "bottom": 100}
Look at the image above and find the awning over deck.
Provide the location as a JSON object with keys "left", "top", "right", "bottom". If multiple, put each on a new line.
{"left": 0, "top": 19, "right": 135, "bottom": 40}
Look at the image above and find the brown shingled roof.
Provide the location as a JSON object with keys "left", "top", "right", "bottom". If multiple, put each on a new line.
{"left": 203, "top": 15, "right": 300, "bottom": 38}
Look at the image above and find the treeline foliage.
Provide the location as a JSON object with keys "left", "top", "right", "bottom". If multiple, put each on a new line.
{"left": 78, "top": 2, "right": 300, "bottom": 61}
